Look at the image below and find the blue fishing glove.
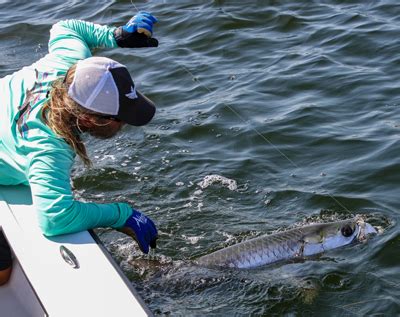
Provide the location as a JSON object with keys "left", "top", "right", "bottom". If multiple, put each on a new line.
{"left": 119, "top": 209, "right": 158, "bottom": 254}
{"left": 114, "top": 11, "right": 158, "bottom": 48}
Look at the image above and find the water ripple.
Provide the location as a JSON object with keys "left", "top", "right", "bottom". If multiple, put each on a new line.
{"left": 2, "top": 0, "right": 400, "bottom": 315}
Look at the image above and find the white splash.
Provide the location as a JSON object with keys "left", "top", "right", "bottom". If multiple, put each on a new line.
{"left": 198, "top": 174, "right": 238, "bottom": 191}
{"left": 181, "top": 235, "right": 203, "bottom": 245}
{"left": 98, "top": 154, "right": 116, "bottom": 162}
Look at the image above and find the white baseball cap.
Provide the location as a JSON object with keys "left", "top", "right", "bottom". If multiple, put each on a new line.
{"left": 67, "top": 56, "right": 156, "bottom": 126}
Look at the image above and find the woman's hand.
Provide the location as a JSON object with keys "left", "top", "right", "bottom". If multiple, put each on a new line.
{"left": 118, "top": 208, "right": 158, "bottom": 254}
{"left": 114, "top": 11, "right": 159, "bottom": 48}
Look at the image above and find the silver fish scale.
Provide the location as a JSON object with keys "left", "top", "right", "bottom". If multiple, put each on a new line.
{"left": 196, "top": 220, "right": 360, "bottom": 269}
{"left": 197, "top": 227, "right": 306, "bottom": 269}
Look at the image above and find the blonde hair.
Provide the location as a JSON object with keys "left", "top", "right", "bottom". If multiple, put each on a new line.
{"left": 42, "top": 64, "right": 92, "bottom": 167}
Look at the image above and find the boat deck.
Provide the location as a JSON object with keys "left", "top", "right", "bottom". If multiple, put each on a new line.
{"left": 0, "top": 256, "right": 46, "bottom": 316}
{"left": 0, "top": 185, "right": 151, "bottom": 317}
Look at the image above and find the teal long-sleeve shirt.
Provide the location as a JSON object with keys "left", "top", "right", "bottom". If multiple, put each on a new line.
{"left": 0, "top": 20, "right": 133, "bottom": 236}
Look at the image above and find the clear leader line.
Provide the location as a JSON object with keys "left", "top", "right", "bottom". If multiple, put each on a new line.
{"left": 128, "top": 0, "right": 353, "bottom": 214}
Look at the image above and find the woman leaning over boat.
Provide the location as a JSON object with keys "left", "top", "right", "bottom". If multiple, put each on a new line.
{"left": 0, "top": 12, "right": 159, "bottom": 285}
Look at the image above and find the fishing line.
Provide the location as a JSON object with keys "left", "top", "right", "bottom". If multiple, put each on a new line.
{"left": 128, "top": 1, "right": 352, "bottom": 214}
{"left": 130, "top": 0, "right": 140, "bottom": 13}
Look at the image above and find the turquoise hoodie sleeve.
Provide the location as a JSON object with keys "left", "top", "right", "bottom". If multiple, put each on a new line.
{"left": 23, "top": 20, "right": 132, "bottom": 236}
{"left": 28, "top": 146, "right": 132, "bottom": 236}
{"left": 48, "top": 19, "right": 118, "bottom": 67}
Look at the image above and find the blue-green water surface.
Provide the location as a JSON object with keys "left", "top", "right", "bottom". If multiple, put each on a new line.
{"left": 1, "top": 1, "right": 399, "bottom": 315}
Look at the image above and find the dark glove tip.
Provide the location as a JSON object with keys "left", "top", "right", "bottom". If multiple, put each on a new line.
{"left": 141, "top": 246, "right": 150, "bottom": 254}
{"left": 150, "top": 238, "right": 158, "bottom": 249}
{"left": 147, "top": 38, "right": 158, "bottom": 47}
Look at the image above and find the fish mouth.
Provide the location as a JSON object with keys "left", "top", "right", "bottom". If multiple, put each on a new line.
{"left": 356, "top": 218, "right": 378, "bottom": 241}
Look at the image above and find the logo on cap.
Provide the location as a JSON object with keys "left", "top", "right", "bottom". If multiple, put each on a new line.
{"left": 125, "top": 86, "right": 138, "bottom": 100}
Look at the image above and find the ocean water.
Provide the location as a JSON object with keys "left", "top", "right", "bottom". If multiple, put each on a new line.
{"left": 1, "top": 0, "right": 399, "bottom": 315}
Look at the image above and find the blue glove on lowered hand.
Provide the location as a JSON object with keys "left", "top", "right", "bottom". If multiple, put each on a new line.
{"left": 118, "top": 209, "right": 158, "bottom": 254}
{"left": 114, "top": 11, "right": 158, "bottom": 48}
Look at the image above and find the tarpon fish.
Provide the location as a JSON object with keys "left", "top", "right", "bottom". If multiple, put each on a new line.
{"left": 196, "top": 218, "right": 377, "bottom": 269}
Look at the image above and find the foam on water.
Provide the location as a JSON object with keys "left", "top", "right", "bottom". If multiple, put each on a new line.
{"left": 181, "top": 234, "right": 203, "bottom": 245}
{"left": 198, "top": 174, "right": 238, "bottom": 191}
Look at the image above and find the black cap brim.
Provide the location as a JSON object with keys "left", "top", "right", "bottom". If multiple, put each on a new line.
{"left": 110, "top": 67, "right": 156, "bottom": 126}
{"left": 117, "top": 90, "right": 156, "bottom": 126}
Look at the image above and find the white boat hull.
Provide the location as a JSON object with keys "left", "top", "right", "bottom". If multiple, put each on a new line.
{"left": 0, "top": 185, "right": 151, "bottom": 317}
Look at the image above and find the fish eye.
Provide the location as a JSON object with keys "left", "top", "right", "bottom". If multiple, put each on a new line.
{"left": 341, "top": 225, "right": 354, "bottom": 237}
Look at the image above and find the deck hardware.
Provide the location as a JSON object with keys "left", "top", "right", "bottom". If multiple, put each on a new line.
{"left": 60, "top": 245, "right": 80, "bottom": 269}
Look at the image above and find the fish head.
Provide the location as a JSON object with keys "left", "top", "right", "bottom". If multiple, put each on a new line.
{"left": 303, "top": 218, "right": 377, "bottom": 255}
{"left": 355, "top": 218, "right": 378, "bottom": 241}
